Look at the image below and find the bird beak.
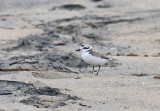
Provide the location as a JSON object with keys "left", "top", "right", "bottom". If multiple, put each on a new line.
{"left": 76, "top": 49, "right": 81, "bottom": 51}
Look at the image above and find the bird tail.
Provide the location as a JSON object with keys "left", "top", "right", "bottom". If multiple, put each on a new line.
{"left": 105, "top": 58, "right": 118, "bottom": 67}
{"left": 109, "top": 58, "right": 118, "bottom": 61}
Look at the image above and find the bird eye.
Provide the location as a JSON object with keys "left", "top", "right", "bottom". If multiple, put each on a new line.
{"left": 83, "top": 47, "right": 89, "bottom": 49}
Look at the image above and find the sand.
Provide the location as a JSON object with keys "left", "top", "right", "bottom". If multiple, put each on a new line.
{"left": 0, "top": 0, "right": 160, "bottom": 111}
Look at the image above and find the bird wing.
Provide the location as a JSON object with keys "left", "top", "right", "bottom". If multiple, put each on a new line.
{"left": 89, "top": 51, "right": 109, "bottom": 59}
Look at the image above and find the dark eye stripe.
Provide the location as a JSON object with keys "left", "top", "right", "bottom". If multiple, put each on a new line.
{"left": 83, "top": 47, "right": 89, "bottom": 49}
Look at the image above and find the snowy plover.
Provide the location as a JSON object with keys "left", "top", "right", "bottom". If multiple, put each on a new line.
{"left": 76, "top": 44, "right": 113, "bottom": 75}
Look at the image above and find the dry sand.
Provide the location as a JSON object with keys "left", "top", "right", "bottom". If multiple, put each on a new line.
{"left": 0, "top": 0, "right": 160, "bottom": 111}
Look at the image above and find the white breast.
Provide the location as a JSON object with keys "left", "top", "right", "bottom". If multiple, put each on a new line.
{"left": 81, "top": 52, "right": 108, "bottom": 66}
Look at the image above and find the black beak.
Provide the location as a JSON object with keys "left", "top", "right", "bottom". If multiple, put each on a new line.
{"left": 76, "top": 49, "right": 81, "bottom": 51}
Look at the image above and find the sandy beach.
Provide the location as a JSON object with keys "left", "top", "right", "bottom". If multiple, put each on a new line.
{"left": 0, "top": 0, "right": 160, "bottom": 111}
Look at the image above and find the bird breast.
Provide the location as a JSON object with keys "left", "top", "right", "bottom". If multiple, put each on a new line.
{"left": 81, "top": 52, "right": 108, "bottom": 66}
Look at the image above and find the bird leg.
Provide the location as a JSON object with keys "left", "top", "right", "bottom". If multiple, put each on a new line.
{"left": 92, "top": 66, "right": 94, "bottom": 74}
{"left": 96, "top": 65, "right": 101, "bottom": 75}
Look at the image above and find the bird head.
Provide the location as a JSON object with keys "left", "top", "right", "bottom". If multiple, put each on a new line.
{"left": 76, "top": 44, "right": 92, "bottom": 53}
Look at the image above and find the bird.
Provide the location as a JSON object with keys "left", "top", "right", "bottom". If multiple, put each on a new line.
{"left": 76, "top": 44, "right": 114, "bottom": 75}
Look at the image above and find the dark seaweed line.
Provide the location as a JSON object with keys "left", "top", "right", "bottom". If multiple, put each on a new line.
{"left": 0, "top": 68, "right": 44, "bottom": 71}
{"left": 95, "top": 18, "right": 142, "bottom": 25}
